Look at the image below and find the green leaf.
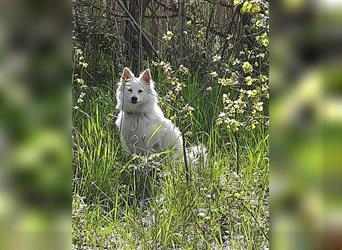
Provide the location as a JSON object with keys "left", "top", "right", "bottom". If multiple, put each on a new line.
{"left": 241, "top": 1, "right": 252, "bottom": 14}
{"left": 147, "top": 122, "right": 164, "bottom": 146}
{"left": 251, "top": 2, "right": 261, "bottom": 13}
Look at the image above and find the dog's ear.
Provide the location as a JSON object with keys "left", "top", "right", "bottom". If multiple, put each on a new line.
{"left": 140, "top": 69, "right": 152, "bottom": 84}
{"left": 121, "top": 67, "right": 134, "bottom": 81}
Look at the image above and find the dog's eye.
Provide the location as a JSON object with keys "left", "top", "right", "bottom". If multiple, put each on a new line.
{"left": 138, "top": 90, "right": 143, "bottom": 93}
{"left": 128, "top": 89, "right": 133, "bottom": 92}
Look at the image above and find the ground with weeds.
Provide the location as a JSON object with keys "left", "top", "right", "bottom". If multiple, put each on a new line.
{"left": 72, "top": 73, "right": 269, "bottom": 249}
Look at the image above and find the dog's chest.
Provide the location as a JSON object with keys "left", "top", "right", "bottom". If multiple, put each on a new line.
{"left": 122, "top": 113, "right": 155, "bottom": 138}
{"left": 119, "top": 113, "right": 164, "bottom": 154}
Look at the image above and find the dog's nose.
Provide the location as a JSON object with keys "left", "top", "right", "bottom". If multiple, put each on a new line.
{"left": 131, "top": 96, "right": 138, "bottom": 103}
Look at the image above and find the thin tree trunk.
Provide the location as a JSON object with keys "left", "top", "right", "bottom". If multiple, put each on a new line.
{"left": 122, "top": 0, "right": 154, "bottom": 72}
{"left": 125, "top": 0, "right": 139, "bottom": 72}
{"left": 178, "top": 0, "right": 185, "bottom": 61}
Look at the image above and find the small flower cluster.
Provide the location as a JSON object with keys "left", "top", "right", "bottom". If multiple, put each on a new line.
{"left": 216, "top": 67, "right": 268, "bottom": 131}
{"left": 212, "top": 54, "right": 221, "bottom": 62}
{"left": 162, "top": 31, "right": 174, "bottom": 41}
{"left": 75, "top": 48, "right": 88, "bottom": 68}
{"left": 242, "top": 61, "right": 253, "bottom": 74}
{"left": 152, "top": 60, "right": 194, "bottom": 125}
{"left": 182, "top": 104, "right": 195, "bottom": 117}
{"left": 153, "top": 61, "right": 172, "bottom": 73}
{"left": 77, "top": 92, "right": 86, "bottom": 104}
{"left": 73, "top": 43, "right": 88, "bottom": 109}
{"left": 218, "top": 78, "right": 235, "bottom": 86}
{"left": 196, "top": 27, "right": 207, "bottom": 40}
{"left": 217, "top": 113, "right": 242, "bottom": 132}
{"left": 209, "top": 71, "right": 218, "bottom": 78}
{"left": 178, "top": 64, "right": 189, "bottom": 75}
{"left": 215, "top": 0, "right": 269, "bottom": 132}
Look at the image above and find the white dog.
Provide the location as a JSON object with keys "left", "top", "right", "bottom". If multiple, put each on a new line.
{"left": 115, "top": 67, "right": 183, "bottom": 157}
{"left": 115, "top": 67, "right": 207, "bottom": 163}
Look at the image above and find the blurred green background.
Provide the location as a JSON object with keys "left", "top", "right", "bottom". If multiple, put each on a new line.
{"left": 271, "top": 0, "right": 342, "bottom": 249}
{"left": 0, "top": 0, "right": 71, "bottom": 249}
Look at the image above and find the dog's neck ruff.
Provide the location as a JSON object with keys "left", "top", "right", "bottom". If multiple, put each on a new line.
{"left": 124, "top": 111, "right": 146, "bottom": 116}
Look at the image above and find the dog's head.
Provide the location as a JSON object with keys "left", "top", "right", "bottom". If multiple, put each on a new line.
{"left": 116, "top": 67, "right": 158, "bottom": 112}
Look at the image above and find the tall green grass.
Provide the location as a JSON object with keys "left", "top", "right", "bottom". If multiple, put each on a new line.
{"left": 72, "top": 72, "right": 269, "bottom": 249}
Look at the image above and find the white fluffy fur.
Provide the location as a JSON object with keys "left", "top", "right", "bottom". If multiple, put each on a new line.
{"left": 115, "top": 67, "right": 183, "bottom": 156}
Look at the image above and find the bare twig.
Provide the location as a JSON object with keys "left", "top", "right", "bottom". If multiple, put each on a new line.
{"left": 181, "top": 133, "right": 191, "bottom": 187}
{"left": 240, "top": 200, "right": 269, "bottom": 240}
